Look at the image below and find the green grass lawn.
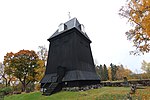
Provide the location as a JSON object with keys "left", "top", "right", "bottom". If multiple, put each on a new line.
{"left": 4, "top": 87, "right": 150, "bottom": 100}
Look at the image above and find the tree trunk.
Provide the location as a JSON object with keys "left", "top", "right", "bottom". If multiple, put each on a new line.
{"left": 2, "top": 75, "right": 8, "bottom": 87}
{"left": 21, "top": 82, "right": 26, "bottom": 92}
{"left": 19, "top": 77, "right": 26, "bottom": 92}
{"left": 5, "top": 79, "right": 8, "bottom": 87}
{"left": 8, "top": 79, "right": 11, "bottom": 86}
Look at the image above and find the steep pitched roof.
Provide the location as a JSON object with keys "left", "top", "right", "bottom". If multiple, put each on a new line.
{"left": 48, "top": 17, "right": 90, "bottom": 41}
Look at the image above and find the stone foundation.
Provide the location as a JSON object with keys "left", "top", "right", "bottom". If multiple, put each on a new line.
{"left": 62, "top": 84, "right": 102, "bottom": 92}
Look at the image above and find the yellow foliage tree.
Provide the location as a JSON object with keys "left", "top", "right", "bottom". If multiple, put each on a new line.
{"left": 119, "top": 0, "right": 150, "bottom": 55}
{"left": 35, "top": 46, "right": 48, "bottom": 82}
{"left": 35, "top": 59, "right": 46, "bottom": 81}
{"left": 116, "top": 65, "right": 132, "bottom": 80}
{"left": 108, "top": 67, "right": 112, "bottom": 81}
{"left": 34, "top": 46, "right": 48, "bottom": 90}
{"left": 108, "top": 64, "right": 132, "bottom": 81}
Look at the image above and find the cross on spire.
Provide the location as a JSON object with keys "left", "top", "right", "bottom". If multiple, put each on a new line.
{"left": 68, "top": 12, "right": 71, "bottom": 19}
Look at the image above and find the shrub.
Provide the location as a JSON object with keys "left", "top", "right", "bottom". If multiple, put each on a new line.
{"left": 26, "top": 82, "right": 35, "bottom": 93}
{"left": 35, "top": 83, "right": 40, "bottom": 91}
{"left": 0, "top": 92, "right": 4, "bottom": 100}
{"left": 13, "top": 83, "right": 22, "bottom": 92}
{"left": 0, "top": 84, "right": 5, "bottom": 88}
{"left": 0, "top": 87, "right": 13, "bottom": 95}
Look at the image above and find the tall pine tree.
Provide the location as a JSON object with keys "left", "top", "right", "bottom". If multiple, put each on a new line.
{"left": 103, "top": 64, "right": 108, "bottom": 81}
{"left": 99, "top": 65, "right": 104, "bottom": 80}
{"left": 110, "top": 63, "right": 118, "bottom": 81}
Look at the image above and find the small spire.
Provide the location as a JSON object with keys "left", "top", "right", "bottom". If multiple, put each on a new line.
{"left": 68, "top": 12, "right": 71, "bottom": 19}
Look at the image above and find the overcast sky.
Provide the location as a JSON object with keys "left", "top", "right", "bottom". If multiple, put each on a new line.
{"left": 0, "top": 0, "right": 150, "bottom": 72}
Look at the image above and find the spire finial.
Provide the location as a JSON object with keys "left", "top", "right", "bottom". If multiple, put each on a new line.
{"left": 68, "top": 12, "right": 71, "bottom": 19}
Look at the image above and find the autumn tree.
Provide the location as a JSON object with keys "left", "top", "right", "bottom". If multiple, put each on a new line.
{"left": 116, "top": 64, "right": 132, "bottom": 80}
{"left": 4, "top": 50, "right": 39, "bottom": 92}
{"left": 116, "top": 65, "right": 124, "bottom": 80}
{"left": 3, "top": 52, "right": 15, "bottom": 86}
{"left": 119, "top": 0, "right": 150, "bottom": 55}
{"left": 35, "top": 46, "right": 48, "bottom": 82}
{"left": 141, "top": 60, "right": 150, "bottom": 73}
{"left": 108, "top": 67, "right": 112, "bottom": 81}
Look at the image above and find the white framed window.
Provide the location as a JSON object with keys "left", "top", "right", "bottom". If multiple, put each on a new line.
{"left": 58, "top": 23, "right": 67, "bottom": 32}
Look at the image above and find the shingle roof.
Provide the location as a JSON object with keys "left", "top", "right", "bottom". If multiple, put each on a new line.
{"left": 48, "top": 17, "right": 90, "bottom": 41}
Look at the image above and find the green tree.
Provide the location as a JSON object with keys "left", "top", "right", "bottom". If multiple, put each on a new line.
{"left": 95, "top": 65, "right": 100, "bottom": 77}
{"left": 119, "top": 0, "right": 150, "bottom": 55}
{"left": 110, "top": 63, "right": 118, "bottom": 81}
{"left": 4, "top": 50, "right": 39, "bottom": 92}
{"left": 103, "top": 64, "right": 108, "bottom": 81}
{"left": 99, "top": 65, "right": 104, "bottom": 80}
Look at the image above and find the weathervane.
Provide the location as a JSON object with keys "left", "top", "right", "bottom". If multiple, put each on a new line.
{"left": 68, "top": 12, "right": 71, "bottom": 19}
